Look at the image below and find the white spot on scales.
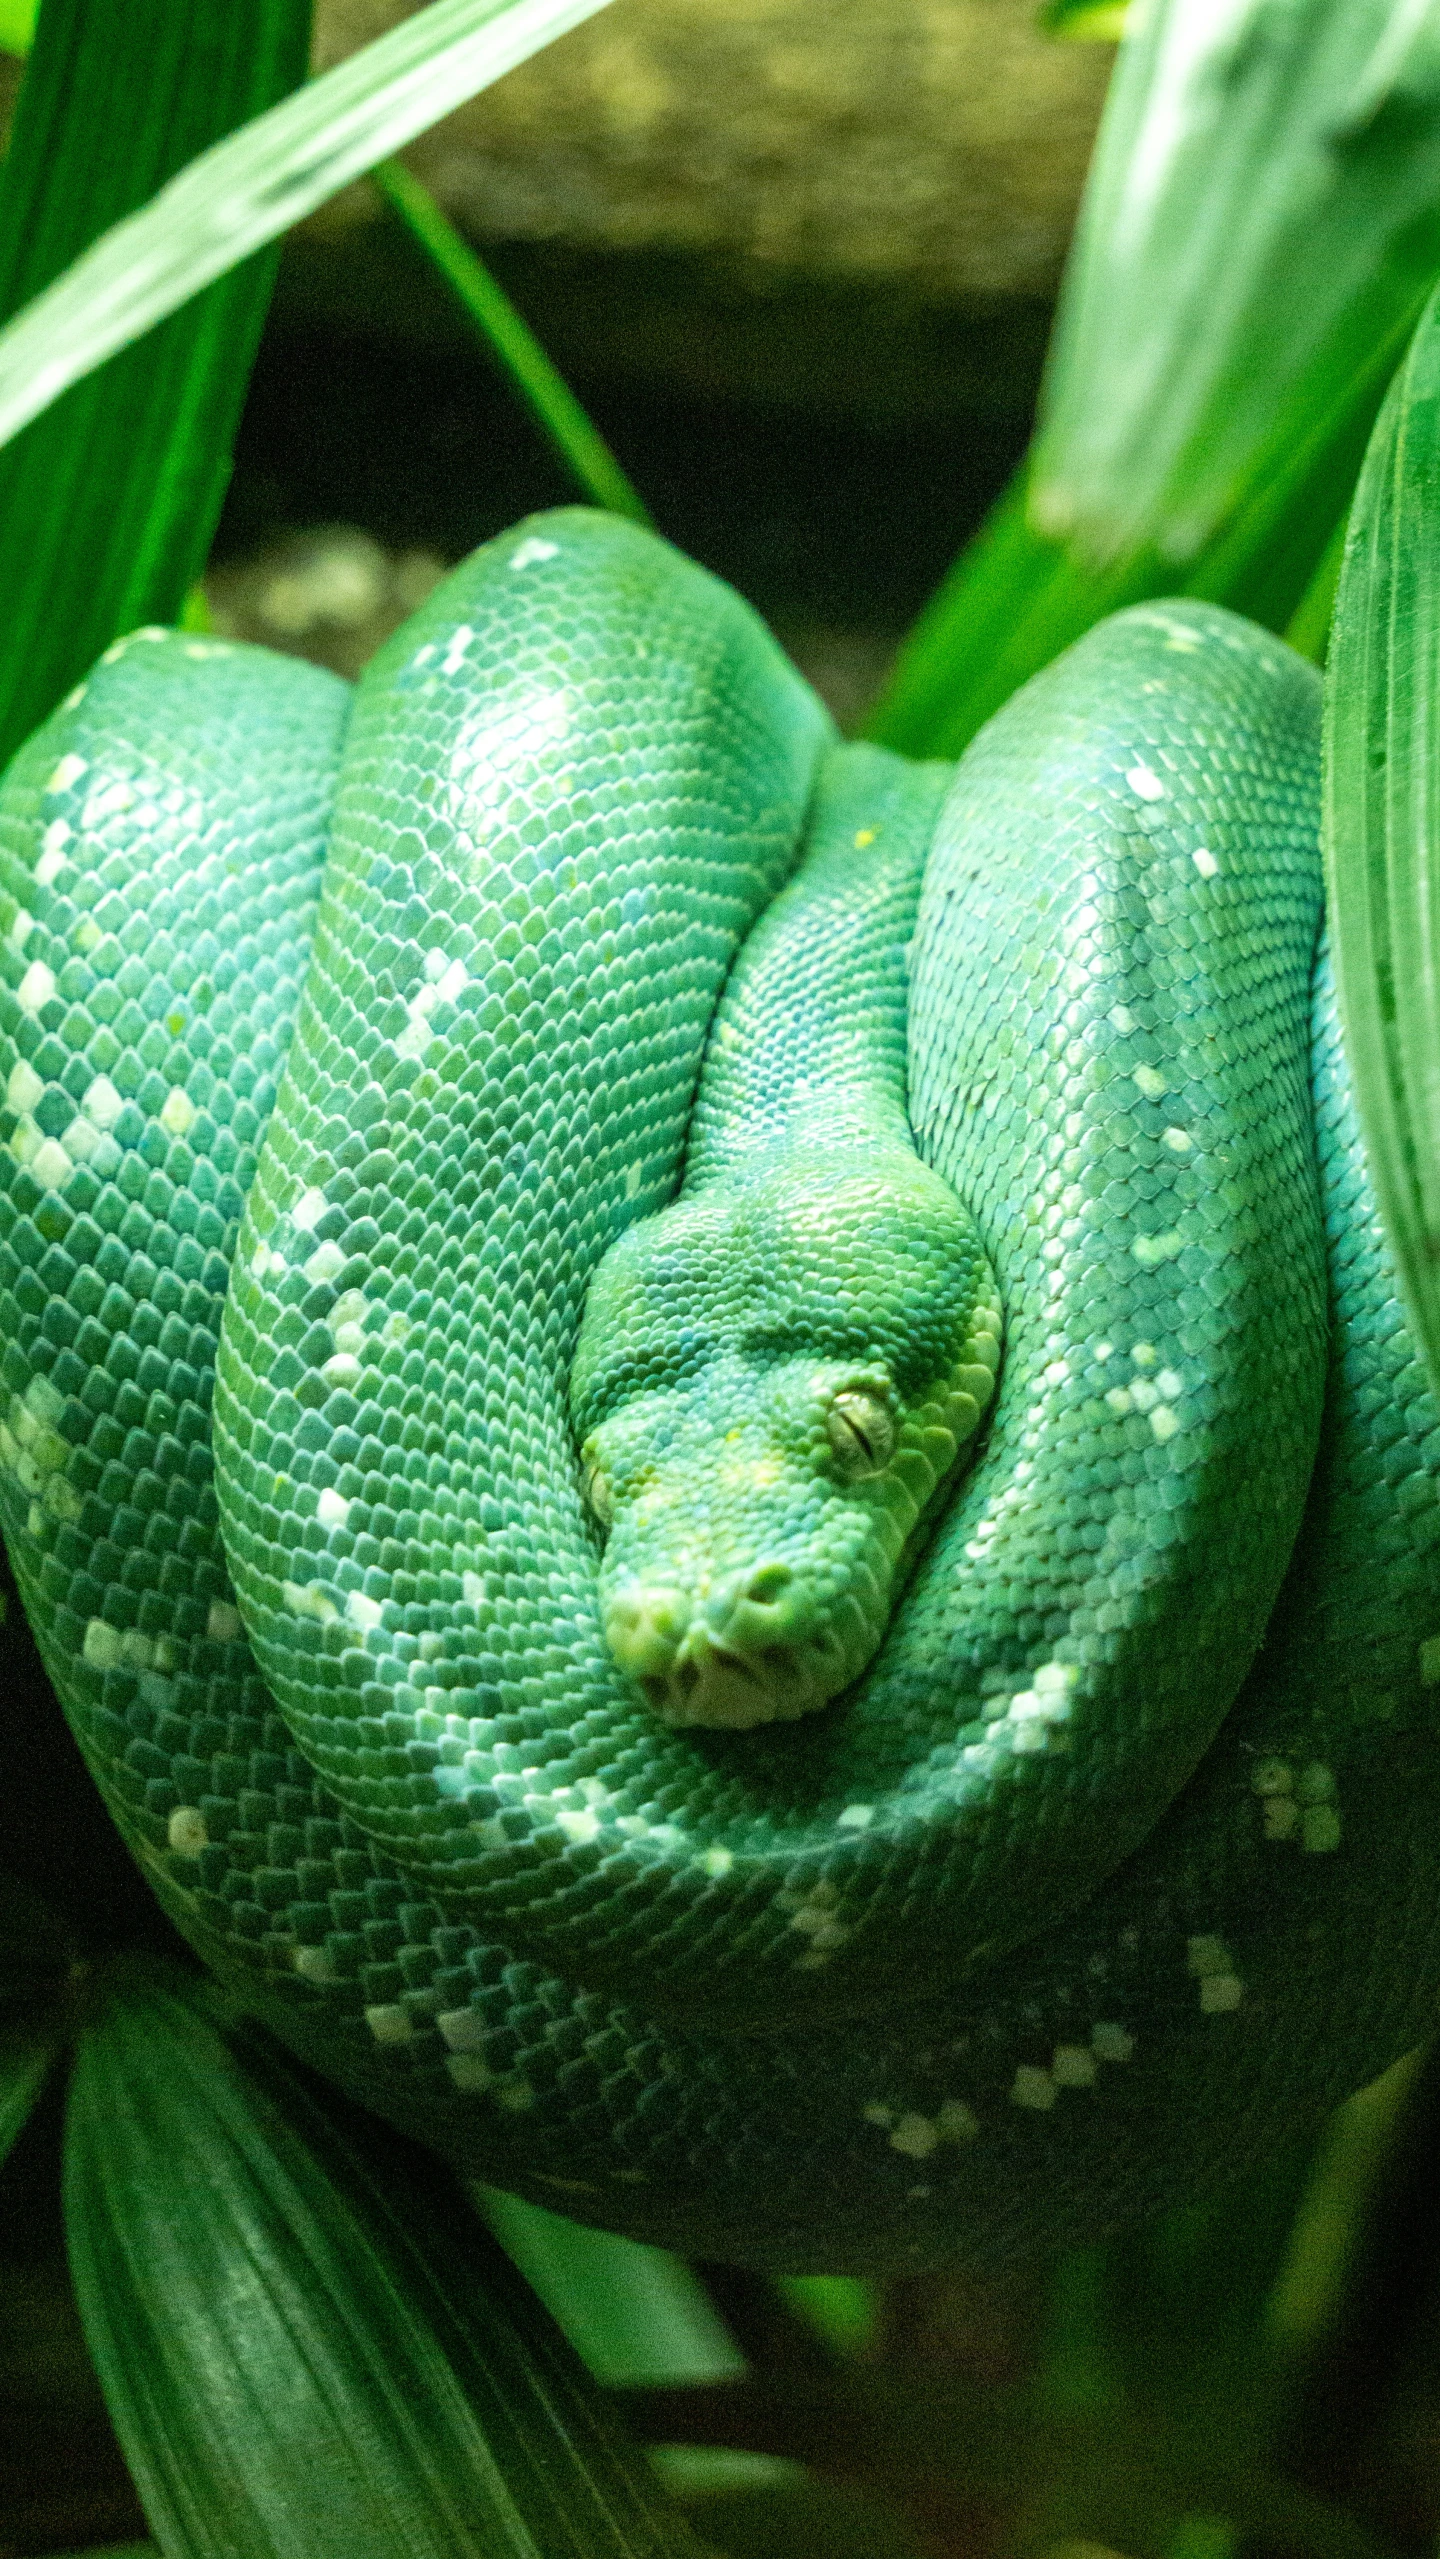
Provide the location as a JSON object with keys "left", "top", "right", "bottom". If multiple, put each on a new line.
{"left": 5, "top": 1059, "right": 43, "bottom": 1113}
{"left": 1250, "top": 1756, "right": 1340, "bottom": 1851}
{"left": 159, "top": 1086, "right": 196, "bottom": 1138}
{"left": 16, "top": 961, "right": 54, "bottom": 1015}
{"left": 305, "top": 1239, "right": 346, "bottom": 1286}
{"left": 81, "top": 1620, "right": 175, "bottom": 1675}
{"left": 167, "top": 1806, "right": 208, "bottom": 1858}
{"left": 1187, "top": 1934, "right": 1243, "bottom": 2012}
{"left": 1133, "top": 1230, "right": 1183, "bottom": 1268}
{"left": 292, "top": 1185, "right": 328, "bottom": 1234}
{"left": 396, "top": 953, "right": 470, "bottom": 1059}
{"left": 35, "top": 821, "right": 72, "bottom": 882}
{"left": 84, "top": 1075, "right": 123, "bottom": 1130}
{"left": 282, "top": 1580, "right": 340, "bottom": 1626}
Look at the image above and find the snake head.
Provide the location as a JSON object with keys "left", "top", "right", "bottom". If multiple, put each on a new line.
{"left": 571, "top": 1151, "right": 1001, "bottom": 1729}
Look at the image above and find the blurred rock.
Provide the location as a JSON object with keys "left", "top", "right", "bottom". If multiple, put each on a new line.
{"left": 206, "top": 527, "right": 446, "bottom": 681}
{"left": 312, "top": 0, "right": 1112, "bottom": 306}
{"left": 282, "top": 1, "right": 1113, "bottom": 425}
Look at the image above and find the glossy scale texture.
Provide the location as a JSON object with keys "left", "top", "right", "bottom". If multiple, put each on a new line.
{"left": 2, "top": 511, "right": 1439, "bottom": 2272}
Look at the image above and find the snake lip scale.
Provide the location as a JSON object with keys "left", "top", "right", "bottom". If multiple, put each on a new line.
{"left": 2, "top": 508, "right": 1439, "bottom": 2272}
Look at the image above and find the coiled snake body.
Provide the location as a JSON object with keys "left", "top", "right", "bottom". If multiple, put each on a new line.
{"left": 3, "top": 511, "right": 1440, "bottom": 2272}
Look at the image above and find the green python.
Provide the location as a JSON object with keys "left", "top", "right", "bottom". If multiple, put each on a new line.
{"left": 3, "top": 508, "right": 1439, "bottom": 2274}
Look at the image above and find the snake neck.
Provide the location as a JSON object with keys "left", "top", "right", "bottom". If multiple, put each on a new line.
{"left": 570, "top": 740, "right": 1001, "bottom": 1728}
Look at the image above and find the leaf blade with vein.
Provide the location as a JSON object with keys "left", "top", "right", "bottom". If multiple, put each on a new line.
{"left": 1324, "top": 274, "right": 1440, "bottom": 1401}
{"left": 868, "top": 0, "right": 1440, "bottom": 757}
{"left": 64, "top": 1966, "right": 710, "bottom": 2559}
{"left": 0, "top": 0, "right": 616, "bottom": 463}
{"left": 0, "top": 0, "right": 312, "bottom": 761}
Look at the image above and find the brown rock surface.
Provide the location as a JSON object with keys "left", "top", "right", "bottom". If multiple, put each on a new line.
{"left": 310, "top": 0, "right": 1113, "bottom": 303}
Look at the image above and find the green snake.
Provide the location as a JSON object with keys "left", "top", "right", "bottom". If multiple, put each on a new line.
{"left": 3, "top": 508, "right": 1439, "bottom": 2274}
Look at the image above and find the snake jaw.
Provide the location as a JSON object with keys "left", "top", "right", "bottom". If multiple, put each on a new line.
{"left": 604, "top": 1565, "right": 846, "bottom": 1728}
{"left": 581, "top": 1327, "right": 1001, "bottom": 1729}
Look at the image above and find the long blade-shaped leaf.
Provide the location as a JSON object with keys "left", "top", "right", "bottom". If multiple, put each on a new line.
{"left": 1323, "top": 276, "right": 1440, "bottom": 1399}
{"left": 869, "top": 0, "right": 1440, "bottom": 757}
{"left": 0, "top": 0, "right": 615, "bottom": 463}
{"left": 1033, "top": 0, "right": 1440, "bottom": 569}
{"left": 0, "top": 2031, "right": 53, "bottom": 2169}
{"left": 64, "top": 1966, "right": 708, "bottom": 2559}
{"left": 372, "top": 157, "right": 649, "bottom": 524}
{"left": 479, "top": 2188, "right": 745, "bottom": 2387}
{"left": 0, "top": 0, "right": 312, "bottom": 761}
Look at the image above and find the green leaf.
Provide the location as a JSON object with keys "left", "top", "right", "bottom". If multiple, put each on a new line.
{"left": 1049, "top": 2136, "right": 1323, "bottom": 2436}
{"left": 1032, "top": 0, "right": 1440, "bottom": 572}
{"left": 1323, "top": 274, "right": 1440, "bottom": 1401}
{"left": 774, "top": 2277, "right": 876, "bottom": 2358}
{"left": 0, "top": 0, "right": 36, "bottom": 51}
{"left": 479, "top": 2187, "right": 746, "bottom": 2387}
{"left": 64, "top": 1965, "right": 709, "bottom": 2559}
{"left": 0, "top": 2029, "right": 54, "bottom": 2169}
{"left": 863, "top": 458, "right": 1156, "bottom": 758}
{"left": 0, "top": 0, "right": 616, "bottom": 465}
{"left": 1039, "top": 0, "right": 1128, "bottom": 37}
{"left": 869, "top": 0, "right": 1440, "bottom": 756}
{"left": 373, "top": 158, "right": 649, "bottom": 524}
{"left": 0, "top": 0, "right": 312, "bottom": 764}
{"left": 1266, "top": 2052, "right": 1424, "bottom": 2359}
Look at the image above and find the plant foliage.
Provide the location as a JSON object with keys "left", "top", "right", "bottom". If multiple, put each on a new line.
{"left": 0, "top": 0, "right": 311, "bottom": 762}
{"left": 867, "top": 0, "right": 1440, "bottom": 757}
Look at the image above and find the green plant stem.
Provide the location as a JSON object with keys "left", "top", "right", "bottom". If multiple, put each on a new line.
{"left": 0, "top": 0, "right": 312, "bottom": 767}
{"left": 372, "top": 155, "right": 650, "bottom": 524}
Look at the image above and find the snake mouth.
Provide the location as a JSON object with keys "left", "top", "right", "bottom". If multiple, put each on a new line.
{"left": 603, "top": 1573, "right": 844, "bottom": 1728}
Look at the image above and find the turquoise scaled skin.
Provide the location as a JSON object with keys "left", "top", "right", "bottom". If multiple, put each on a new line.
{"left": 573, "top": 745, "right": 1002, "bottom": 1730}
{"left": 2, "top": 511, "right": 1439, "bottom": 2274}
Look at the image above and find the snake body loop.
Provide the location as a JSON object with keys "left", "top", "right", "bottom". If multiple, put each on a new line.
{"left": 3, "top": 512, "right": 1439, "bottom": 2272}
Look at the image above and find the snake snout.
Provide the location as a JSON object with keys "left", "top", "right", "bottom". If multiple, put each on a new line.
{"left": 603, "top": 1584, "right": 694, "bottom": 1683}
{"left": 604, "top": 1561, "right": 843, "bottom": 1729}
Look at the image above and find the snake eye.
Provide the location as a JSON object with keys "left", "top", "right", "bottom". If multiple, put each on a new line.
{"left": 585, "top": 1463, "right": 614, "bottom": 1528}
{"left": 826, "top": 1390, "right": 896, "bottom": 1480}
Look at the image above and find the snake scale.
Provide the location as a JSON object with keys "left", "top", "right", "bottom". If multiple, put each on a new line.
{"left": 3, "top": 507, "right": 1440, "bottom": 2274}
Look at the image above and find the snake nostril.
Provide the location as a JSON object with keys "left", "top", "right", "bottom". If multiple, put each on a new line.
{"left": 745, "top": 1562, "right": 793, "bottom": 1604}
{"left": 676, "top": 1658, "right": 701, "bottom": 1697}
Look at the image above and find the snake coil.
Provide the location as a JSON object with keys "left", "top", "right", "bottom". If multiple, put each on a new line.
{"left": 2, "top": 511, "right": 1439, "bottom": 2272}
